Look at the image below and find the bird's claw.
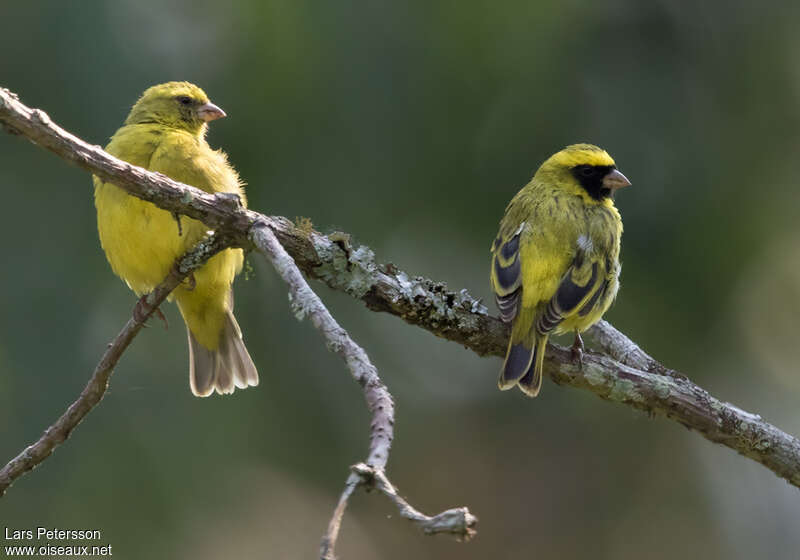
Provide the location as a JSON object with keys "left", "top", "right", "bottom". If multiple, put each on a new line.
{"left": 133, "top": 296, "right": 149, "bottom": 324}
{"left": 133, "top": 295, "right": 168, "bottom": 330}
{"left": 153, "top": 307, "right": 169, "bottom": 330}
{"left": 571, "top": 332, "right": 585, "bottom": 369}
{"left": 172, "top": 212, "right": 183, "bottom": 236}
{"left": 183, "top": 272, "right": 196, "bottom": 291}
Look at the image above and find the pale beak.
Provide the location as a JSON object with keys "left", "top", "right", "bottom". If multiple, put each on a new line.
{"left": 602, "top": 168, "right": 632, "bottom": 190}
{"left": 197, "top": 102, "right": 226, "bottom": 122}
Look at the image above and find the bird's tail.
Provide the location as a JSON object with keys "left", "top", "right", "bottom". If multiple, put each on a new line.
{"left": 498, "top": 328, "right": 548, "bottom": 397}
{"left": 187, "top": 310, "right": 259, "bottom": 397}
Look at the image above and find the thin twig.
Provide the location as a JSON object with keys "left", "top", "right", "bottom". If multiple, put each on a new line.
{"left": 321, "top": 464, "right": 478, "bottom": 559}
{"left": 2, "top": 85, "right": 800, "bottom": 489}
{"left": 250, "top": 223, "right": 475, "bottom": 558}
{"left": 252, "top": 222, "right": 395, "bottom": 469}
{"left": 0, "top": 234, "right": 228, "bottom": 496}
{"left": 320, "top": 472, "right": 362, "bottom": 560}
{"left": 353, "top": 463, "right": 478, "bottom": 538}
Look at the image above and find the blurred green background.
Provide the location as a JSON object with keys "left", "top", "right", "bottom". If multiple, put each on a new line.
{"left": 3, "top": 1, "right": 800, "bottom": 558}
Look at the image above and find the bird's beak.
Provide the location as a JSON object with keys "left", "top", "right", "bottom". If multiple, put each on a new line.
{"left": 197, "top": 102, "right": 226, "bottom": 122}
{"left": 603, "top": 168, "right": 632, "bottom": 191}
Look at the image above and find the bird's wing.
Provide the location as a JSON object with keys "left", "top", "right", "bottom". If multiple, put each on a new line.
{"left": 536, "top": 235, "right": 607, "bottom": 335}
{"left": 490, "top": 222, "right": 524, "bottom": 323}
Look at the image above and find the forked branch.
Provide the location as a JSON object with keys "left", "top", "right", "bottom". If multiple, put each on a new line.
{"left": 0, "top": 87, "right": 477, "bottom": 555}
{"left": 251, "top": 223, "right": 476, "bottom": 558}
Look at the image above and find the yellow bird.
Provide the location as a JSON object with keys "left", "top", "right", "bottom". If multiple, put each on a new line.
{"left": 490, "top": 144, "right": 631, "bottom": 397}
{"left": 94, "top": 82, "right": 258, "bottom": 396}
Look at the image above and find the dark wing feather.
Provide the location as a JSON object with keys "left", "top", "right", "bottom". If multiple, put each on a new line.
{"left": 491, "top": 225, "right": 524, "bottom": 323}
{"left": 536, "top": 239, "right": 604, "bottom": 335}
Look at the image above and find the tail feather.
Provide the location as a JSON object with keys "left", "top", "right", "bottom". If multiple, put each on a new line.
{"left": 499, "top": 332, "right": 548, "bottom": 397}
{"left": 498, "top": 341, "right": 535, "bottom": 390}
{"left": 188, "top": 310, "right": 259, "bottom": 397}
{"left": 188, "top": 334, "right": 216, "bottom": 397}
{"left": 222, "top": 311, "right": 258, "bottom": 390}
{"left": 517, "top": 336, "right": 548, "bottom": 397}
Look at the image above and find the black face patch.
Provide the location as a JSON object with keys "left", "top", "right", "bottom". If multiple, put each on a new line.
{"left": 571, "top": 164, "right": 614, "bottom": 200}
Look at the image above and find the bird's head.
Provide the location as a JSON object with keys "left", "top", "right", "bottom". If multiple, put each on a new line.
{"left": 124, "top": 81, "right": 226, "bottom": 135}
{"left": 536, "top": 144, "right": 631, "bottom": 202}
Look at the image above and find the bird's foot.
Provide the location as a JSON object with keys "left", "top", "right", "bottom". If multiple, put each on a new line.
{"left": 571, "top": 333, "right": 585, "bottom": 369}
{"left": 153, "top": 307, "right": 169, "bottom": 330}
{"left": 172, "top": 212, "right": 183, "bottom": 236}
{"left": 132, "top": 296, "right": 150, "bottom": 324}
{"left": 133, "top": 295, "right": 168, "bottom": 330}
{"left": 182, "top": 272, "right": 196, "bottom": 291}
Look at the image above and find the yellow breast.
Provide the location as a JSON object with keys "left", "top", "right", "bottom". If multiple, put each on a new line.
{"left": 94, "top": 124, "right": 241, "bottom": 296}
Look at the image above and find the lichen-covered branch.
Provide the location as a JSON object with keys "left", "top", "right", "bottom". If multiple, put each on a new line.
{"left": 0, "top": 88, "right": 251, "bottom": 239}
{"left": 0, "top": 234, "right": 228, "bottom": 496}
{"left": 3, "top": 85, "right": 800, "bottom": 490}
{"left": 0, "top": 87, "right": 476, "bottom": 552}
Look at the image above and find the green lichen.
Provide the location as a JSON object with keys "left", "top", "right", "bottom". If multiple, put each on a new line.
{"left": 583, "top": 363, "right": 607, "bottom": 387}
{"left": 653, "top": 377, "right": 671, "bottom": 399}
{"left": 294, "top": 216, "right": 314, "bottom": 234}
{"left": 583, "top": 364, "right": 644, "bottom": 402}
{"left": 312, "top": 231, "right": 488, "bottom": 333}
{"left": 394, "top": 271, "right": 414, "bottom": 294}
{"left": 463, "top": 289, "right": 489, "bottom": 315}
{"left": 609, "top": 378, "right": 644, "bottom": 403}
{"left": 312, "top": 236, "right": 378, "bottom": 298}
{"left": 347, "top": 246, "right": 377, "bottom": 296}
{"left": 288, "top": 292, "right": 309, "bottom": 321}
{"left": 753, "top": 439, "right": 772, "bottom": 451}
{"left": 708, "top": 399, "right": 727, "bottom": 420}
{"left": 396, "top": 275, "right": 471, "bottom": 324}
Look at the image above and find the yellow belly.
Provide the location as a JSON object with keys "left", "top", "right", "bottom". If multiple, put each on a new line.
{"left": 95, "top": 180, "right": 244, "bottom": 349}
{"left": 95, "top": 180, "right": 207, "bottom": 295}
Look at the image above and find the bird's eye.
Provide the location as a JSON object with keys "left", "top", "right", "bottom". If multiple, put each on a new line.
{"left": 176, "top": 96, "right": 193, "bottom": 106}
{"left": 580, "top": 166, "right": 595, "bottom": 177}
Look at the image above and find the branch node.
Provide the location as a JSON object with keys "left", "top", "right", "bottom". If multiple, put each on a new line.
{"left": 31, "top": 108, "right": 51, "bottom": 125}
{"left": 350, "top": 462, "right": 375, "bottom": 482}
{"left": 343, "top": 463, "right": 479, "bottom": 541}
{"left": 419, "top": 507, "right": 478, "bottom": 540}
{"left": 215, "top": 191, "right": 243, "bottom": 211}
